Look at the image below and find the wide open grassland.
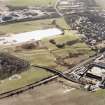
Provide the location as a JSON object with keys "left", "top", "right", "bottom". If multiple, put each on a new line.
{"left": 0, "top": 18, "right": 68, "bottom": 34}
{"left": 0, "top": 18, "right": 94, "bottom": 93}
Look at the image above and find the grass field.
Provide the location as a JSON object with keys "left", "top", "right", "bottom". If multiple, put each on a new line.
{"left": 0, "top": 68, "right": 53, "bottom": 93}
{"left": 0, "top": 0, "right": 104, "bottom": 104}
{"left": 0, "top": 18, "right": 69, "bottom": 34}
{"left": 0, "top": 17, "right": 95, "bottom": 93}
{"left": 0, "top": 38, "right": 94, "bottom": 93}
{"left": 0, "top": 19, "right": 56, "bottom": 34}
{"left": 6, "top": 0, "right": 56, "bottom": 6}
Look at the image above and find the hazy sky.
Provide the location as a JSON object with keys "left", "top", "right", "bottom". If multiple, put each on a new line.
{"left": 95, "top": 0, "right": 105, "bottom": 8}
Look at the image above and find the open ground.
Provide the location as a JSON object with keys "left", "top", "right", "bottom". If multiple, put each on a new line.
{"left": 0, "top": 78, "right": 105, "bottom": 105}
{"left": 0, "top": 0, "right": 105, "bottom": 105}
{"left": 0, "top": 17, "right": 94, "bottom": 93}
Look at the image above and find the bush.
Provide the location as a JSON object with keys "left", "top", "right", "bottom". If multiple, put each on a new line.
{"left": 49, "top": 39, "right": 56, "bottom": 45}
{"left": 21, "top": 41, "right": 40, "bottom": 49}
{"left": 56, "top": 43, "right": 65, "bottom": 48}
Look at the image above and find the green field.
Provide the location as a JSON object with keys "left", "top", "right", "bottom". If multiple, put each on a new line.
{"left": 7, "top": 0, "right": 56, "bottom": 6}
{"left": 0, "top": 18, "right": 95, "bottom": 93}
{"left": 0, "top": 0, "right": 104, "bottom": 103}
{"left": 0, "top": 19, "right": 56, "bottom": 34}
{"left": 0, "top": 18, "right": 69, "bottom": 34}
{"left": 0, "top": 34, "right": 94, "bottom": 93}
{"left": 0, "top": 68, "right": 53, "bottom": 93}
